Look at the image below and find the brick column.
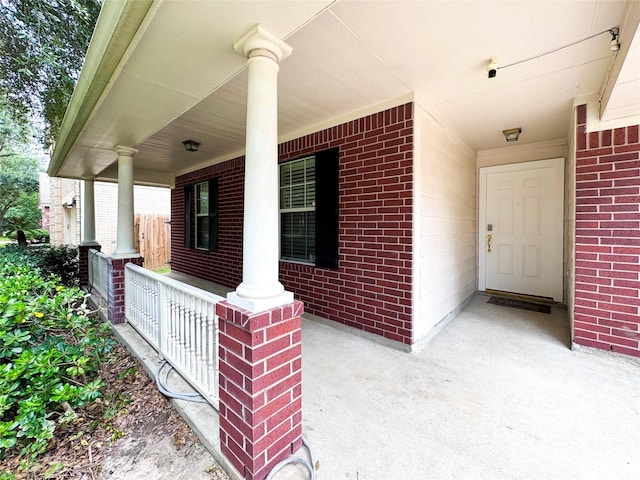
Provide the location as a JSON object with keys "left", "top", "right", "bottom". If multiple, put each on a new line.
{"left": 216, "top": 300, "right": 303, "bottom": 480}
{"left": 79, "top": 244, "right": 101, "bottom": 287}
{"left": 107, "top": 256, "right": 144, "bottom": 324}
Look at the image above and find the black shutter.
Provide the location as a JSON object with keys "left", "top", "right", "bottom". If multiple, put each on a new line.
{"left": 315, "top": 147, "right": 339, "bottom": 269}
{"left": 208, "top": 178, "right": 219, "bottom": 252}
{"left": 183, "top": 185, "right": 193, "bottom": 248}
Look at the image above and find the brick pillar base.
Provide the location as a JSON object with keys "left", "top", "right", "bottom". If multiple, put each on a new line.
{"left": 107, "top": 256, "right": 144, "bottom": 324}
{"left": 78, "top": 244, "right": 101, "bottom": 287}
{"left": 216, "top": 300, "right": 303, "bottom": 480}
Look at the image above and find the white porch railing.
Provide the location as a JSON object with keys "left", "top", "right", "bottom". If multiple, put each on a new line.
{"left": 88, "top": 249, "right": 109, "bottom": 300}
{"left": 125, "top": 264, "right": 223, "bottom": 409}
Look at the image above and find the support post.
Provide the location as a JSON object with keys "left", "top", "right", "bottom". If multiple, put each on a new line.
{"left": 227, "top": 25, "right": 293, "bottom": 313}
{"left": 216, "top": 25, "right": 303, "bottom": 480}
{"left": 216, "top": 300, "right": 303, "bottom": 480}
{"left": 79, "top": 176, "right": 100, "bottom": 286}
{"left": 107, "top": 256, "right": 144, "bottom": 324}
{"left": 113, "top": 145, "right": 139, "bottom": 257}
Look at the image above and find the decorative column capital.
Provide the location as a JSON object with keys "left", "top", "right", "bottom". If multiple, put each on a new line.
{"left": 114, "top": 145, "right": 138, "bottom": 157}
{"left": 233, "top": 24, "right": 292, "bottom": 62}
{"left": 82, "top": 175, "right": 96, "bottom": 182}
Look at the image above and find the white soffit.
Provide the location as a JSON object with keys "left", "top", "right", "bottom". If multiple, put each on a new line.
{"left": 55, "top": 0, "right": 636, "bottom": 185}
{"left": 59, "top": 0, "right": 334, "bottom": 181}
{"left": 601, "top": 4, "right": 640, "bottom": 122}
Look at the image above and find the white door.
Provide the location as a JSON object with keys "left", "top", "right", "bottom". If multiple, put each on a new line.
{"left": 479, "top": 158, "right": 564, "bottom": 301}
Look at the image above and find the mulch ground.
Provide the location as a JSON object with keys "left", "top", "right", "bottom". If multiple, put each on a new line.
{"left": 0, "top": 343, "right": 228, "bottom": 480}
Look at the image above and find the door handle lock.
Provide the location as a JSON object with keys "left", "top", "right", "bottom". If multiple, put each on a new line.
{"left": 487, "top": 234, "right": 492, "bottom": 253}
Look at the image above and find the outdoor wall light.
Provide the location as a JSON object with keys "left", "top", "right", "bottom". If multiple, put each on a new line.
{"left": 610, "top": 27, "right": 620, "bottom": 51}
{"left": 490, "top": 25, "right": 620, "bottom": 76}
{"left": 182, "top": 139, "right": 200, "bottom": 152}
{"left": 503, "top": 127, "right": 522, "bottom": 142}
{"left": 487, "top": 58, "right": 498, "bottom": 78}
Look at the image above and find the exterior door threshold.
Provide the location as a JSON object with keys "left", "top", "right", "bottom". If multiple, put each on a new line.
{"left": 485, "top": 289, "right": 555, "bottom": 305}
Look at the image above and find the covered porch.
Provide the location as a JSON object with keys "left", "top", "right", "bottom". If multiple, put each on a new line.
{"left": 50, "top": 1, "right": 640, "bottom": 478}
{"left": 111, "top": 272, "right": 639, "bottom": 479}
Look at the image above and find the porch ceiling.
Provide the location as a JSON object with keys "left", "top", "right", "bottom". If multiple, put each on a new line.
{"left": 49, "top": 0, "right": 639, "bottom": 187}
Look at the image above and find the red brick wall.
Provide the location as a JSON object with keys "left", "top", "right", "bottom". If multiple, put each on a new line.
{"left": 574, "top": 103, "right": 640, "bottom": 358}
{"left": 216, "top": 300, "right": 303, "bottom": 480}
{"left": 172, "top": 158, "right": 244, "bottom": 288}
{"left": 107, "top": 256, "right": 144, "bottom": 324}
{"left": 172, "top": 103, "right": 414, "bottom": 345}
{"left": 40, "top": 205, "right": 50, "bottom": 230}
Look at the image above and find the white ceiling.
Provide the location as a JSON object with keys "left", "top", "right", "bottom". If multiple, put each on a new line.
{"left": 51, "top": 0, "right": 639, "bottom": 187}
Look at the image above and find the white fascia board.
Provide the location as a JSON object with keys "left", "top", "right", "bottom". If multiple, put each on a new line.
{"left": 49, "top": 0, "right": 156, "bottom": 178}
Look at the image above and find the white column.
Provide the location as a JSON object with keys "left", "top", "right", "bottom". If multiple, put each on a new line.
{"left": 113, "top": 145, "right": 139, "bottom": 258}
{"left": 81, "top": 176, "right": 99, "bottom": 246}
{"left": 227, "top": 25, "right": 293, "bottom": 312}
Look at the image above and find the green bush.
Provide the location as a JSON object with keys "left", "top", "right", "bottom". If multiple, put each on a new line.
{"left": 0, "top": 244, "right": 78, "bottom": 287}
{"left": 37, "top": 245, "right": 79, "bottom": 287}
{"left": 4, "top": 229, "right": 49, "bottom": 243}
{"left": 0, "top": 255, "right": 114, "bottom": 460}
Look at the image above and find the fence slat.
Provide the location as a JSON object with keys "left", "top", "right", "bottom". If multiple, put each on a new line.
{"left": 134, "top": 213, "right": 171, "bottom": 271}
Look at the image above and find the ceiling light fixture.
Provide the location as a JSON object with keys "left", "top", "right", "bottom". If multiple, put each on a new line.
{"left": 182, "top": 139, "right": 200, "bottom": 152}
{"left": 503, "top": 127, "right": 522, "bottom": 142}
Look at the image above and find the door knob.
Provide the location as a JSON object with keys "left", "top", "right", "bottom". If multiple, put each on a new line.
{"left": 487, "top": 234, "right": 492, "bottom": 253}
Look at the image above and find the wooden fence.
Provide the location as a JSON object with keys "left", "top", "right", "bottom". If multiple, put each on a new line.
{"left": 134, "top": 214, "right": 171, "bottom": 271}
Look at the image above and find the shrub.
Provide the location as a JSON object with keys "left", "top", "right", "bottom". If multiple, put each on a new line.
{"left": 37, "top": 245, "right": 79, "bottom": 287}
{"left": 0, "top": 244, "right": 78, "bottom": 287}
{"left": 0, "top": 255, "right": 113, "bottom": 460}
{"left": 4, "top": 229, "right": 49, "bottom": 243}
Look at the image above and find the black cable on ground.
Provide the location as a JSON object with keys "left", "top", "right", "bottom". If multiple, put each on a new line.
{"left": 265, "top": 437, "right": 317, "bottom": 480}
{"left": 155, "top": 360, "right": 209, "bottom": 404}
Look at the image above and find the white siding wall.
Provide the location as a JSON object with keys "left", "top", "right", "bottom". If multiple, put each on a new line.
{"left": 414, "top": 105, "right": 477, "bottom": 344}
{"left": 476, "top": 138, "right": 568, "bottom": 168}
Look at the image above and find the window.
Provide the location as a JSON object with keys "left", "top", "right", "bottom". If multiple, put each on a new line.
{"left": 279, "top": 148, "right": 339, "bottom": 269}
{"left": 184, "top": 178, "right": 218, "bottom": 252}
{"left": 280, "top": 156, "right": 316, "bottom": 263}
{"left": 195, "top": 182, "right": 209, "bottom": 249}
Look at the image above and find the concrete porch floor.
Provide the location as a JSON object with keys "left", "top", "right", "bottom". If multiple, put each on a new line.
{"left": 117, "top": 276, "right": 640, "bottom": 479}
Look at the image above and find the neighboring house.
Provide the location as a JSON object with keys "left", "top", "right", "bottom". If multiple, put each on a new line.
{"left": 48, "top": 176, "right": 80, "bottom": 246}
{"left": 43, "top": 175, "right": 170, "bottom": 256}
{"left": 37, "top": 172, "right": 51, "bottom": 231}
{"left": 46, "top": 1, "right": 640, "bottom": 479}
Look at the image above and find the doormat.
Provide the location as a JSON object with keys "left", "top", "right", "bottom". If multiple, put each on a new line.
{"left": 487, "top": 296, "right": 551, "bottom": 314}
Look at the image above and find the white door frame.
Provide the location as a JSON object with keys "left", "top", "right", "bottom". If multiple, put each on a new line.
{"left": 478, "top": 158, "right": 564, "bottom": 302}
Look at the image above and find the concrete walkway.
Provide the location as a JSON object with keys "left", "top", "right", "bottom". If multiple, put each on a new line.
{"left": 299, "top": 294, "right": 639, "bottom": 479}
{"left": 117, "top": 281, "right": 640, "bottom": 480}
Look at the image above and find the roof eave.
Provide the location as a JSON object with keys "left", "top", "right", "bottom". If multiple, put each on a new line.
{"left": 48, "top": 0, "right": 155, "bottom": 178}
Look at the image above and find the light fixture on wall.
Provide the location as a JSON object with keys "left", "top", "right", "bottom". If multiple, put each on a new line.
{"left": 182, "top": 139, "right": 200, "bottom": 152}
{"left": 487, "top": 58, "right": 498, "bottom": 78}
{"left": 503, "top": 127, "right": 522, "bottom": 142}
{"left": 610, "top": 27, "right": 620, "bottom": 51}
{"left": 489, "top": 25, "right": 621, "bottom": 76}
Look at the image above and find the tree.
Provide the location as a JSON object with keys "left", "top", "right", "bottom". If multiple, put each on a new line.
{"left": 0, "top": 154, "right": 39, "bottom": 233}
{"left": 0, "top": 0, "right": 102, "bottom": 147}
{"left": 4, "top": 190, "right": 41, "bottom": 233}
{"left": 0, "top": 100, "right": 31, "bottom": 153}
